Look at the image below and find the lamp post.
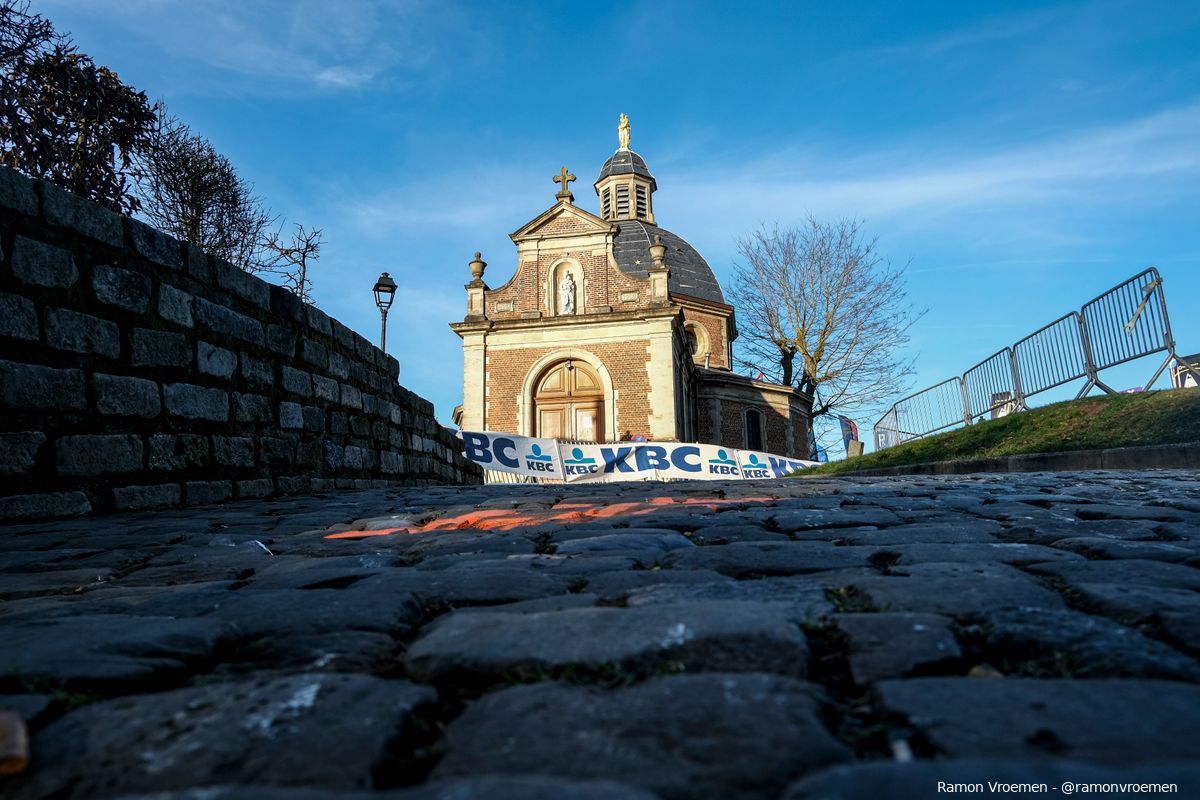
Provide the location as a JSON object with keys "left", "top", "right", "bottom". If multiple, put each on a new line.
{"left": 372, "top": 272, "right": 397, "bottom": 353}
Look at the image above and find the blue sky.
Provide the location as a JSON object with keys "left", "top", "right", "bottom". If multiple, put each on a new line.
{"left": 43, "top": 0, "right": 1200, "bottom": 446}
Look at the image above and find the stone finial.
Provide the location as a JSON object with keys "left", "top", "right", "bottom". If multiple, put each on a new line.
{"left": 649, "top": 234, "right": 667, "bottom": 269}
{"left": 469, "top": 252, "right": 487, "bottom": 280}
{"left": 553, "top": 167, "right": 576, "bottom": 203}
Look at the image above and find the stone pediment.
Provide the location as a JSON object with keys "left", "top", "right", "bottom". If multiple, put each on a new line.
{"left": 509, "top": 201, "right": 613, "bottom": 242}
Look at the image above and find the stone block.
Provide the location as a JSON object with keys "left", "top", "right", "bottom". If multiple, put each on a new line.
{"left": 296, "top": 438, "right": 323, "bottom": 467}
{"left": 239, "top": 352, "right": 273, "bottom": 389}
{"left": 131, "top": 328, "right": 190, "bottom": 368}
{"left": 18, "top": 673, "right": 435, "bottom": 798}
{"left": 342, "top": 445, "right": 366, "bottom": 469}
{"left": 306, "top": 305, "right": 332, "bottom": 336}
{"left": 312, "top": 374, "right": 339, "bottom": 402}
{"left": 407, "top": 601, "right": 809, "bottom": 683}
{"left": 328, "top": 351, "right": 350, "bottom": 379}
{"left": 10, "top": 236, "right": 77, "bottom": 288}
{"left": 0, "top": 492, "right": 90, "bottom": 520}
{"left": 301, "top": 338, "right": 328, "bottom": 369}
{"left": 233, "top": 392, "right": 272, "bottom": 423}
{"left": 0, "top": 432, "right": 46, "bottom": 475}
{"left": 331, "top": 319, "right": 355, "bottom": 350}
{"left": 56, "top": 434, "right": 143, "bottom": 475}
{"left": 281, "top": 366, "right": 312, "bottom": 397}
{"left": 272, "top": 475, "right": 306, "bottom": 494}
{"left": 267, "top": 323, "right": 296, "bottom": 356}
{"left": 148, "top": 434, "right": 209, "bottom": 471}
{"left": 353, "top": 332, "right": 374, "bottom": 362}
{"left": 92, "top": 264, "right": 151, "bottom": 313}
{"left": 212, "top": 436, "right": 255, "bottom": 467}
{"left": 269, "top": 283, "right": 304, "bottom": 322}
{"left": 0, "top": 292, "right": 38, "bottom": 340}
{"left": 197, "top": 341, "right": 236, "bottom": 378}
{"left": 40, "top": 180, "right": 121, "bottom": 246}
{"left": 0, "top": 360, "right": 85, "bottom": 410}
{"left": 279, "top": 401, "right": 304, "bottom": 429}
{"left": 158, "top": 284, "right": 194, "bottom": 328}
{"left": 45, "top": 308, "right": 120, "bottom": 358}
{"left": 93, "top": 373, "right": 161, "bottom": 418}
{"left": 164, "top": 383, "right": 228, "bottom": 421}
{"left": 434, "top": 675, "right": 850, "bottom": 798}
{"left": 380, "top": 450, "right": 402, "bottom": 474}
{"left": 184, "top": 244, "right": 210, "bottom": 282}
{"left": 214, "top": 258, "right": 269, "bottom": 308}
{"left": 327, "top": 411, "right": 348, "bottom": 435}
{"left": 194, "top": 298, "right": 265, "bottom": 346}
{"left": 340, "top": 383, "right": 363, "bottom": 410}
{"left": 185, "top": 480, "right": 231, "bottom": 505}
{"left": 113, "top": 483, "right": 181, "bottom": 510}
{"left": 126, "top": 218, "right": 183, "bottom": 269}
{"left": 235, "top": 478, "right": 274, "bottom": 499}
{"left": 259, "top": 436, "right": 296, "bottom": 466}
{"left": 350, "top": 416, "right": 370, "bottom": 436}
{"left": 0, "top": 166, "right": 37, "bottom": 215}
{"left": 302, "top": 405, "right": 324, "bottom": 432}
{"left": 322, "top": 440, "right": 342, "bottom": 469}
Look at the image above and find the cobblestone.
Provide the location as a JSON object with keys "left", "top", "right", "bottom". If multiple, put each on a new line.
{"left": 0, "top": 471, "right": 1198, "bottom": 798}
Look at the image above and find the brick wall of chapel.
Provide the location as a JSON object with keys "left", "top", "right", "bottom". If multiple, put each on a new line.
{"left": 681, "top": 306, "right": 731, "bottom": 369}
{"left": 483, "top": 214, "right": 648, "bottom": 320}
{"left": 698, "top": 394, "right": 809, "bottom": 457}
{"left": 483, "top": 339, "right": 654, "bottom": 440}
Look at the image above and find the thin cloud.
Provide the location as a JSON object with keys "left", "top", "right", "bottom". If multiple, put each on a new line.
{"left": 665, "top": 102, "right": 1200, "bottom": 226}
{"left": 41, "top": 0, "right": 442, "bottom": 93}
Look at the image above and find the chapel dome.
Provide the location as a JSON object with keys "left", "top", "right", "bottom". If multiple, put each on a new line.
{"left": 612, "top": 220, "right": 725, "bottom": 305}
{"left": 596, "top": 148, "right": 657, "bottom": 191}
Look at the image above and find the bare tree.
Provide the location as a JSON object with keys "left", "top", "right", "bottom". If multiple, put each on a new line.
{"left": 0, "top": 2, "right": 156, "bottom": 213}
{"left": 132, "top": 110, "right": 273, "bottom": 272}
{"left": 728, "top": 218, "right": 924, "bottom": 422}
{"left": 262, "top": 223, "right": 323, "bottom": 303}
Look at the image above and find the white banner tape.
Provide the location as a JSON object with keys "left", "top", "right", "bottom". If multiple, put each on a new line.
{"left": 460, "top": 431, "right": 817, "bottom": 482}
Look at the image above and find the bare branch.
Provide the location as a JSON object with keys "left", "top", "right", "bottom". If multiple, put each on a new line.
{"left": 261, "top": 223, "right": 323, "bottom": 304}
{"left": 727, "top": 217, "right": 926, "bottom": 430}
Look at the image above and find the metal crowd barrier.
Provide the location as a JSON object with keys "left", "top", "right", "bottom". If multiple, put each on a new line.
{"left": 873, "top": 267, "right": 1197, "bottom": 449}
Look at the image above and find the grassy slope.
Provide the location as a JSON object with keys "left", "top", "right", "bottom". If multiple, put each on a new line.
{"left": 801, "top": 388, "right": 1200, "bottom": 477}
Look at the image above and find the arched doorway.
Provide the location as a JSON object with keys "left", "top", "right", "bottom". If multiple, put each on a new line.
{"left": 533, "top": 359, "right": 605, "bottom": 441}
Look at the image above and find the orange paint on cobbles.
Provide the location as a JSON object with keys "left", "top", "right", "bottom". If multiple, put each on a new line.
{"left": 324, "top": 495, "right": 778, "bottom": 540}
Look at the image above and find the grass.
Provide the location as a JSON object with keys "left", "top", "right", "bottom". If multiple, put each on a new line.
{"left": 801, "top": 388, "right": 1200, "bottom": 477}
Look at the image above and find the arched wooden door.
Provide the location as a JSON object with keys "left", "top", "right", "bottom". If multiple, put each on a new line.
{"left": 533, "top": 360, "right": 605, "bottom": 442}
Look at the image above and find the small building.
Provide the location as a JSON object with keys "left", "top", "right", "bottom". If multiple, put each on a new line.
{"left": 450, "top": 116, "right": 812, "bottom": 457}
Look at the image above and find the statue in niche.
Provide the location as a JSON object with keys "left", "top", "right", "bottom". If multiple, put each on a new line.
{"left": 559, "top": 272, "right": 576, "bottom": 315}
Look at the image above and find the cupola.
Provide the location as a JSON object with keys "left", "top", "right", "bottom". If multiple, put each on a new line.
{"left": 594, "top": 113, "right": 656, "bottom": 224}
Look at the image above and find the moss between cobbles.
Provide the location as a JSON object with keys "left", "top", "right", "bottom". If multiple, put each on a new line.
{"left": 801, "top": 387, "right": 1200, "bottom": 476}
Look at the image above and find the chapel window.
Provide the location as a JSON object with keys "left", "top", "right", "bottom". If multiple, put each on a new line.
{"left": 745, "top": 409, "right": 763, "bottom": 451}
{"left": 616, "top": 184, "right": 630, "bottom": 217}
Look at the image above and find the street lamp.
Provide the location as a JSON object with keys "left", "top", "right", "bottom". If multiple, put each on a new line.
{"left": 372, "top": 272, "right": 397, "bottom": 353}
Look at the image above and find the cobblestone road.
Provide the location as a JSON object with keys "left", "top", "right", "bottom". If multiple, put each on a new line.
{"left": 3, "top": 471, "right": 1200, "bottom": 799}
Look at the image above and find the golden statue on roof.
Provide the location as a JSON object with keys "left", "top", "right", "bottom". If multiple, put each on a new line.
{"left": 618, "top": 113, "right": 630, "bottom": 150}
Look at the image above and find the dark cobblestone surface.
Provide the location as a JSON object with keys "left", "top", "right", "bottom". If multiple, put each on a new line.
{"left": 2, "top": 470, "right": 1200, "bottom": 799}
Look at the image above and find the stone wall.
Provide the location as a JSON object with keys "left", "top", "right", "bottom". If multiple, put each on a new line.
{"left": 0, "top": 166, "right": 479, "bottom": 520}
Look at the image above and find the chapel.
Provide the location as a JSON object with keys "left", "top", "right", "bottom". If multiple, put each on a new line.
{"left": 450, "top": 115, "right": 812, "bottom": 457}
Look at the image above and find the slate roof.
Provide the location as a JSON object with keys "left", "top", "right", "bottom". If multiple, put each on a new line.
{"left": 612, "top": 220, "right": 726, "bottom": 305}
{"left": 596, "top": 149, "right": 657, "bottom": 190}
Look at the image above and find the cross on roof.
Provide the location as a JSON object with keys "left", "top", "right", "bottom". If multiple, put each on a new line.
{"left": 553, "top": 166, "right": 576, "bottom": 202}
